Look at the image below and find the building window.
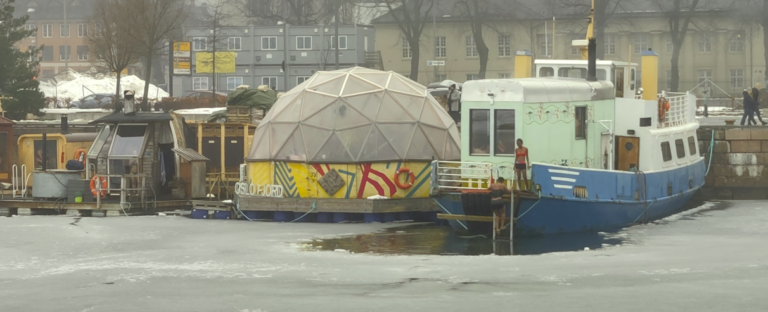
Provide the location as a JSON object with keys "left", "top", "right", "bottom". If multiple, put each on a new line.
{"left": 42, "top": 24, "right": 52, "bottom": 38}
{"left": 698, "top": 70, "right": 712, "bottom": 89}
{"left": 688, "top": 136, "right": 697, "bottom": 156}
{"left": 698, "top": 32, "right": 712, "bottom": 53}
{"left": 331, "top": 36, "right": 347, "bottom": 49}
{"left": 434, "top": 74, "right": 447, "bottom": 82}
{"left": 192, "top": 37, "right": 207, "bottom": 51}
{"left": 575, "top": 106, "right": 587, "bottom": 139}
{"left": 661, "top": 141, "right": 672, "bottom": 162}
{"left": 470, "top": 109, "right": 490, "bottom": 155}
{"left": 297, "top": 76, "right": 311, "bottom": 85}
{"left": 731, "top": 69, "right": 744, "bottom": 89}
{"left": 537, "top": 34, "right": 552, "bottom": 57}
{"left": 77, "top": 45, "right": 88, "bottom": 61}
{"left": 25, "top": 24, "right": 35, "bottom": 37}
{"left": 59, "top": 46, "right": 70, "bottom": 61}
{"left": 498, "top": 34, "right": 511, "bottom": 56}
{"left": 494, "top": 110, "right": 515, "bottom": 156}
{"left": 261, "top": 36, "right": 277, "bottom": 50}
{"left": 228, "top": 37, "right": 241, "bottom": 50}
{"left": 262, "top": 76, "right": 277, "bottom": 90}
{"left": 675, "top": 139, "right": 686, "bottom": 159}
{"left": 730, "top": 33, "right": 744, "bottom": 52}
{"left": 60, "top": 24, "right": 69, "bottom": 38}
{"left": 77, "top": 23, "right": 87, "bottom": 37}
{"left": 435, "top": 36, "right": 446, "bottom": 58}
{"left": 465, "top": 35, "right": 478, "bottom": 57}
{"left": 466, "top": 74, "right": 479, "bottom": 81}
{"left": 193, "top": 77, "right": 208, "bottom": 90}
{"left": 402, "top": 37, "right": 412, "bottom": 58}
{"left": 296, "top": 36, "right": 312, "bottom": 50}
{"left": 604, "top": 34, "right": 615, "bottom": 54}
{"left": 498, "top": 73, "right": 511, "bottom": 79}
{"left": 227, "top": 77, "right": 243, "bottom": 90}
{"left": 634, "top": 33, "right": 648, "bottom": 54}
{"left": 667, "top": 35, "right": 674, "bottom": 53}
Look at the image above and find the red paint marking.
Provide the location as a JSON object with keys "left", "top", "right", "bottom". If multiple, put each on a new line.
{"left": 325, "top": 164, "right": 331, "bottom": 172}
{"left": 312, "top": 164, "right": 326, "bottom": 176}
{"left": 357, "top": 163, "right": 396, "bottom": 198}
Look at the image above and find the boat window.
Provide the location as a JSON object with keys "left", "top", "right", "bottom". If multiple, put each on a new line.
{"left": 558, "top": 68, "right": 587, "bottom": 79}
{"left": 675, "top": 139, "right": 686, "bottom": 159}
{"left": 597, "top": 69, "right": 607, "bottom": 81}
{"left": 539, "top": 67, "right": 554, "bottom": 77}
{"left": 630, "top": 68, "right": 636, "bottom": 90}
{"left": 639, "top": 117, "right": 652, "bottom": 127}
{"left": 494, "top": 110, "right": 515, "bottom": 156}
{"left": 469, "top": 109, "right": 490, "bottom": 155}
{"left": 33, "top": 140, "right": 58, "bottom": 170}
{"left": 688, "top": 136, "right": 697, "bottom": 156}
{"left": 614, "top": 67, "right": 625, "bottom": 97}
{"left": 87, "top": 125, "right": 111, "bottom": 157}
{"left": 661, "top": 141, "right": 672, "bottom": 162}
{"left": 109, "top": 125, "right": 148, "bottom": 157}
{"left": 575, "top": 107, "right": 587, "bottom": 139}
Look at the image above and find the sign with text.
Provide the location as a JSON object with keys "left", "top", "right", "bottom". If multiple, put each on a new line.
{"left": 173, "top": 41, "right": 191, "bottom": 75}
{"left": 195, "top": 52, "right": 236, "bottom": 74}
{"left": 427, "top": 60, "right": 445, "bottom": 66}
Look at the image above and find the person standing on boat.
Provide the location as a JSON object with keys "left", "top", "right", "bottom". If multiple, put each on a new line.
{"left": 488, "top": 177, "right": 510, "bottom": 236}
{"left": 741, "top": 89, "right": 757, "bottom": 126}
{"left": 515, "top": 139, "right": 530, "bottom": 191}
{"left": 447, "top": 84, "right": 461, "bottom": 113}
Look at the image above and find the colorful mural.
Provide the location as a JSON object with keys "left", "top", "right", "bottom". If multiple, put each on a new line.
{"left": 247, "top": 161, "right": 432, "bottom": 199}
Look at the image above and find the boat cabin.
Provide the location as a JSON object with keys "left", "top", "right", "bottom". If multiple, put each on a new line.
{"left": 535, "top": 59, "right": 638, "bottom": 99}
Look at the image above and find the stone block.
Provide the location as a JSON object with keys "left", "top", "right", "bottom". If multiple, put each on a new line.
{"left": 65, "top": 209, "right": 81, "bottom": 216}
{"left": 751, "top": 128, "right": 768, "bottom": 140}
{"left": 17, "top": 208, "right": 32, "bottom": 216}
{"left": 0, "top": 208, "right": 10, "bottom": 217}
{"left": 714, "top": 129, "right": 726, "bottom": 140}
{"left": 761, "top": 141, "right": 768, "bottom": 153}
{"left": 704, "top": 174, "right": 716, "bottom": 186}
{"left": 712, "top": 165, "right": 732, "bottom": 177}
{"left": 732, "top": 189, "right": 768, "bottom": 200}
{"left": 725, "top": 128, "right": 751, "bottom": 140}
{"left": 715, "top": 189, "right": 733, "bottom": 199}
{"left": 92, "top": 211, "right": 106, "bottom": 217}
{"left": 698, "top": 130, "right": 712, "bottom": 141}
{"left": 730, "top": 141, "right": 761, "bottom": 153}
{"left": 710, "top": 153, "right": 730, "bottom": 165}
{"left": 728, "top": 153, "right": 759, "bottom": 165}
{"left": 714, "top": 176, "right": 736, "bottom": 187}
{"left": 106, "top": 211, "right": 122, "bottom": 217}
{"left": 713, "top": 141, "right": 730, "bottom": 153}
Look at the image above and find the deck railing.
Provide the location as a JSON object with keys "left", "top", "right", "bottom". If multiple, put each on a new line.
{"left": 659, "top": 92, "right": 693, "bottom": 128}
{"left": 432, "top": 161, "right": 495, "bottom": 191}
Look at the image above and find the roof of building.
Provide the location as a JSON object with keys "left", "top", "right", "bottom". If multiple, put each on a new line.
{"left": 13, "top": 0, "right": 95, "bottom": 21}
{"left": 89, "top": 112, "right": 174, "bottom": 124}
{"left": 247, "top": 67, "right": 461, "bottom": 163}
{"left": 0, "top": 116, "right": 15, "bottom": 125}
{"left": 172, "top": 148, "right": 210, "bottom": 162}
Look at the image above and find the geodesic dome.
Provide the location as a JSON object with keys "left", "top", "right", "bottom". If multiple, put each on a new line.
{"left": 247, "top": 67, "right": 461, "bottom": 163}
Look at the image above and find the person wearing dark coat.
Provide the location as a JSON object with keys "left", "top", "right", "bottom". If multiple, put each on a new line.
{"left": 741, "top": 90, "right": 758, "bottom": 126}
{"left": 752, "top": 87, "right": 767, "bottom": 125}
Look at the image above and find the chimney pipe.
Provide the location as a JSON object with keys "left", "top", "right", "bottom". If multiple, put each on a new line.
{"left": 586, "top": 38, "right": 597, "bottom": 82}
{"left": 61, "top": 114, "right": 69, "bottom": 134}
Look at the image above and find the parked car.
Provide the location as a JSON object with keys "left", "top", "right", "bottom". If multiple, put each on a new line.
{"left": 69, "top": 93, "right": 116, "bottom": 109}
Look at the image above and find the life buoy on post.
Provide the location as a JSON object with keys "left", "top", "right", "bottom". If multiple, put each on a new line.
{"left": 658, "top": 98, "right": 670, "bottom": 122}
{"left": 393, "top": 168, "right": 415, "bottom": 189}
{"left": 74, "top": 149, "right": 86, "bottom": 164}
{"left": 90, "top": 175, "right": 108, "bottom": 198}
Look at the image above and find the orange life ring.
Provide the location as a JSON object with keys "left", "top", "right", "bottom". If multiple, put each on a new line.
{"left": 74, "top": 149, "right": 86, "bottom": 164}
{"left": 90, "top": 175, "right": 108, "bottom": 198}
{"left": 394, "top": 168, "right": 415, "bottom": 189}
{"left": 658, "top": 98, "right": 670, "bottom": 121}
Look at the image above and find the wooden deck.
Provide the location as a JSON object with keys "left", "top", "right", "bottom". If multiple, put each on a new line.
{"left": 0, "top": 198, "right": 191, "bottom": 216}
{"left": 235, "top": 196, "right": 438, "bottom": 214}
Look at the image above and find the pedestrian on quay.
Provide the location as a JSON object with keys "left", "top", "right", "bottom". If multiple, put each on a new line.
{"left": 741, "top": 89, "right": 758, "bottom": 126}
{"left": 751, "top": 86, "right": 767, "bottom": 125}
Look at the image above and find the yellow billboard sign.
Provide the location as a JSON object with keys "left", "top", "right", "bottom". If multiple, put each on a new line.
{"left": 195, "top": 52, "right": 236, "bottom": 74}
{"left": 173, "top": 41, "right": 191, "bottom": 75}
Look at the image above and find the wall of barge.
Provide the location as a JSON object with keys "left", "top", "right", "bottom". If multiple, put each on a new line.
{"left": 246, "top": 161, "right": 432, "bottom": 199}
{"left": 698, "top": 126, "right": 768, "bottom": 199}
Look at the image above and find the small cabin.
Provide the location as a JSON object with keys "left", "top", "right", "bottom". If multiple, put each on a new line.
{"left": 16, "top": 132, "right": 97, "bottom": 186}
{"left": 0, "top": 116, "right": 14, "bottom": 184}
{"left": 535, "top": 59, "right": 638, "bottom": 99}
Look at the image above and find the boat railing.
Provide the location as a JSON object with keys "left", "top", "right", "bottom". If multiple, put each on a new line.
{"left": 431, "top": 160, "right": 494, "bottom": 191}
{"left": 659, "top": 92, "right": 694, "bottom": 128}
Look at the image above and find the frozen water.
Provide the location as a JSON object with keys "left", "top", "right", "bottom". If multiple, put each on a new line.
{"left": 0, "top": 201, "right": 767, "bottom": 311}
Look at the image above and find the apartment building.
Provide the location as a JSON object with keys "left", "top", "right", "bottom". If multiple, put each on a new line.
{"left": 372, "top": 0, "right": 762, "bottom": 98}
{"left": 175, "top": 24, "right": 376, "bottom": 96}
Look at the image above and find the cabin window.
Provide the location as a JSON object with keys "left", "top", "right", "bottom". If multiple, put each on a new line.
{"left": 639, "top": 117, "right": 652, "bottom": 127}
{"left": 539, "top": 67, "right": 554, "bottom": 77}
{"left": 688, "top": 136, "right": 697, "bottom": 156}
{"left": 88, "top": 125, "right": 111, "bottom": 157}
{"left": 494, "top": 110, "right": 515, "bottom": 156}
{"left": 558, "top": 68, "right": 587, "bottom": 79}
{"left": 470, "top": 109, "right": 490, "bottom": 155}
{"left": 575, "top": 107, "right": 587, "bottom": 139}
{"left": 661, "top": 141, "right": 672, "bottom": 162}
{"left": 630, "top": 68, "right": 636, "bottom": 91}
{"left": 597, "top": 69, "right": 607, "bottom": 81}
{"left": 615, "top": 67, "right": 625, "bottom": 97}
{"left": 109, "top": 125, "right": 148, "bottom": 157}
{"left": 33, "top": 140, "right": 57, "bottom": 170}
{"left": 675, "top": 139, "right": 686, "bottom": 159}
{"left": 0, "top": 132, "right": 8, "bottom": 173}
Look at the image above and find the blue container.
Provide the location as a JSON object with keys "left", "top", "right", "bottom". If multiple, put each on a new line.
{"left": 214, "top": 211, "right": 231, "bottom": 219}
{"left": 383, "top": 212, "right": 398, "bottom": 223}
{"left": 273, "top": 211, "right": 292, "bottom": 222}
{"left": 190, "top": 209, "right": 208, "bottom": 219}
{"left": 255, "top": 211, "right": 273, "bottom": 220}
{"left": 242, "top": 211, "right": 259, "bottom": 220}
{"left": 363, "top": 213, "right": 383, "bottom": 223}
{"left": 398, "top": 211, "right": 413, "bottom": 221}
{"left": 332, "top": 213, "right": 348, "bottom": 223}
{"left": 317, "top": 212, "right": 333, "bottom": 223}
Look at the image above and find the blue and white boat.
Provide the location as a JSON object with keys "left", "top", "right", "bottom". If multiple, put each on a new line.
{"left": 430, "top": 27, "right": 705, "bottom": 236}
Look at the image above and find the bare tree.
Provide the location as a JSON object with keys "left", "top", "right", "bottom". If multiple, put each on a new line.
{"left": 454, "top": 1, "right": 490, "bottom": 79}
{"left": 657, "top": 0, "right": 700, "bottom": 92}
{"left": 129, "top": 0, "right": 188, "bottom": 109}
{"left": 382, "top": 0, "right": 435, "bottom": 81}
{"left": 192, "top": 0, "right": 238, "bottom": 105}
{"left": 87, "top": 0, "right": 142, "bottom": 101}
